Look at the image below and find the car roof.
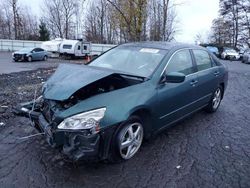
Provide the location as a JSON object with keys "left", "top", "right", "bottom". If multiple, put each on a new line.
{"left": 120, "top": 41, "right": 205, "bottom": 51}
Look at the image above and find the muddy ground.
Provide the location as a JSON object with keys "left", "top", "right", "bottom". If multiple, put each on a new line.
{"left": 0, "top": 61, "right": 250, "bottom": 188}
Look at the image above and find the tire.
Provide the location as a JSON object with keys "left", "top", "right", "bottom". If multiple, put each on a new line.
{"left": 205, "top": 86, "right": 223, "bottom": 113}
{"left": 43, "top": 55, "right": 48, "bottom": 61}
{"left": 108, "top": 116, "right": 144, "bottom": 163}
{"left": 27, "top": 56, "right": 32, "bottom": 62}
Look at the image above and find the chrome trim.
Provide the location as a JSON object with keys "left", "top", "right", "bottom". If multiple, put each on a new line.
{"left": 185, "top": 66, "right": 218, "bottom": 78}
{"left": 159, "top": 93, "right": 212, "bottom": 120}
{"left": 160, "top": 48, "right": 217, "bottom": 78}
{"left": 160, "top": 48, "right": 193, "bottom": 78}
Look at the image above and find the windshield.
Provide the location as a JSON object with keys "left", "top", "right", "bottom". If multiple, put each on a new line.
{"left": 225, "top": 48, "right": 237, "bottom": 53}
{"left": 89, "top": 46, "right": 167, "bottom": 77}
{"left": 206, "top": 46, "right": 218, "bottom": 52}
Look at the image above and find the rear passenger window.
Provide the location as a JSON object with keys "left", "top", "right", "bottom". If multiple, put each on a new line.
{"left": 166, "top": 50, "right": 194, "bottom": 75}
{"left": 37, "top": 48, "right": 44, "bottom": 52}
{"left": 193, "top": 50, "right": 212, "bottom": 71}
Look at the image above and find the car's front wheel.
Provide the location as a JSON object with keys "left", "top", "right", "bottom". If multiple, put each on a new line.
{"left": 27, "top": 56, "right": 32, "bottom": 62}
{"left": 109, "top": 116, "right": 144, "bottom": 162}
{"left": 205, "top": 86, "right": 223, "bottom": 113}
{"left": 43, "top": 55, "right": 48, "bottom": 61}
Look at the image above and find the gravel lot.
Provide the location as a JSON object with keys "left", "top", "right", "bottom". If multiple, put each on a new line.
{"left": 0, "top": 59, "right": 250, "bottom": 188}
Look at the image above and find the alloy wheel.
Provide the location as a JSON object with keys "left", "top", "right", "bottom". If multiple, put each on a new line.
{"left": 119, "top": 122, "right": 143, "bottom": 160}
{"left": 212, "top": 88, "right": 221, "bottom": 110}
{"left": 28, "top": 56, "right": 32, "bottom": 62}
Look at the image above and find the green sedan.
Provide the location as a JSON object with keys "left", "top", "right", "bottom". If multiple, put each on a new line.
{"left": 16, "top": 42, "right": 228, "bottom": 162}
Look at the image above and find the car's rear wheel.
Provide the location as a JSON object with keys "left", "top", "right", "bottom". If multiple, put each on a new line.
{"left": 109, "top": 116, "right": 144, "bottom": 162}
{"left": 205, "top": 86, "right": 223, "bottom": 113}
{"left": 27, "top": 56, "right": 32, "bottom": 62}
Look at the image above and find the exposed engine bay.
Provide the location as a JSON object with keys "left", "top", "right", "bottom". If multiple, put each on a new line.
{"left": 58, "top": 74, "right": 143, "bottom": 110}
{"left": 13, "top": 64, "right": 147, "bottom": 161}
{"left": 19, "top": 73, "right": 143, "bottom": 124}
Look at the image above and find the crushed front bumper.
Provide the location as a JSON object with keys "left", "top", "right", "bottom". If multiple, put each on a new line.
{"left": 14, "top": 105, "right": 111, "bottom": 161}
{"left": 13, "top": 54, "right": 28, "bottom": 61}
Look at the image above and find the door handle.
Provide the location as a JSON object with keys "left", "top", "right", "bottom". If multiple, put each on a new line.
{"left": 190, "top": 80, "right": 198, "bottom": 86}
{"left": 214, "top": 71, "right": 220, "bottom": 76}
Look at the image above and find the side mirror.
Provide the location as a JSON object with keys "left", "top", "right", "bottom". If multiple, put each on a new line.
{"left": 161, "top": 72, "right": 186, "bottom": 83}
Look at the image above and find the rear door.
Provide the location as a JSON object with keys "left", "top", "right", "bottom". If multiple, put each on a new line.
{"left": 191, "top": 49, "right": 220, "bottom": 107}
{"left": 156, "top": 49, "right": 198, "bottom": 129}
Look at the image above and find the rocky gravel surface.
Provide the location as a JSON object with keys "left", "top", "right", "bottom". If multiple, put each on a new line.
{"left": 0, "top": 61, "right": 250, "bottom": 188}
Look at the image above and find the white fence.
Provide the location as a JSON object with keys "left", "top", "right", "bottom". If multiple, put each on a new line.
{"left": 0, "top": 39, "right": 116, "bottom": 54}
{"left": 0, "top": 39, "right": 42, "bottom": 51}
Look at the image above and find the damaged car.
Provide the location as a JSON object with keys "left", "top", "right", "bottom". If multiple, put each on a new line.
{"left": 15, "top": 42, "right": 228, "bottom": 162}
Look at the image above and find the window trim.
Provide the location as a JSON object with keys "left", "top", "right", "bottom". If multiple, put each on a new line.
{"left": 160, "top": 48, "right": 196, "bottom": 78}
{"left": 159, "top": 48, "right": 219, "bottom": 84}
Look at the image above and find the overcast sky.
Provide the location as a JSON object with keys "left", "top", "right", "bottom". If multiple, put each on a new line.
{"left": 19, "top": 0, "right": 219, "bottom": 44}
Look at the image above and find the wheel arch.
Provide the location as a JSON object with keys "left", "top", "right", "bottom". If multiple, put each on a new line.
{"left": 219, "top": 82, "right": 225, "bottom": 99}
{"left": 129, "top": 107, "right": 154, "bottom": 139}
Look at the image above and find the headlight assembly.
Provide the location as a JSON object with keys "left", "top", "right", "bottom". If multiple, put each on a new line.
{"left": 57, "top": 108, "right": 106, "bottom": 133}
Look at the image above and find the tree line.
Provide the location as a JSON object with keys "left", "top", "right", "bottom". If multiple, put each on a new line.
{"left": 0, "top": 0, "right": 179, "bottom": 44}
{"left": 209, "top": 0, "right": 250, "bottom": 48}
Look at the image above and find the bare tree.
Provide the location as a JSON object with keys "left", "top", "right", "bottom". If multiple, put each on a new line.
{"left": 209, "top": 0, "right": 250, "bottom": 48}
{"left": 209, "top": 18, "right": 233, "bottom": 46}
{"left": 219, "top": 0, "right": 242, "bottom": 47}
{"left": 148, "top": 0, "right": 178, "bottom": 41}
{"left": 10, "top": 0, "right": 19, "bottom": 39}
{"left": 239, "top": 0, "right": 250, "bottom": 47}
{"left": 43, "top": 0, "right": 64, "bottom": 38}
{"left": 43, "top": 0, "right": 79, "bottom": 39}
{"left": 0, "top": 0, "right": 39, "bottom": 40}
{"left": 84, "top": 0, "right": 179, "bottom": 44}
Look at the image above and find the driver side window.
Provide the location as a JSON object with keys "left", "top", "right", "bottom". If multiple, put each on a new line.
{"left": 166, "top": 50, "right": 194, "bottom": 75}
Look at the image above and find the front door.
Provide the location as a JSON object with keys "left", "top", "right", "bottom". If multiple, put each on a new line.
{"left": 156, "top": 49, "right": 198, "bottom": 130}
{"left": 32, "top": 48, "right": 39, "bottom": 60}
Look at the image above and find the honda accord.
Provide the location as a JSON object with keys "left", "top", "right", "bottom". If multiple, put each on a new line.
{"left": 16, "top": 42, "right": 228, "bottom": 162}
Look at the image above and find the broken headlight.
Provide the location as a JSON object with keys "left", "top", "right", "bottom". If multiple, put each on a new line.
{"left": 57, "top": 108, "right": 106, "bottom": 133}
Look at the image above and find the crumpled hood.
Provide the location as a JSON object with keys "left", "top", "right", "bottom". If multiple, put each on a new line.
{"left": 14, "top": 51, "right": 30, "bottom": 55}
{"left": 43, "top": 64, "right": 115, "bottom": 101}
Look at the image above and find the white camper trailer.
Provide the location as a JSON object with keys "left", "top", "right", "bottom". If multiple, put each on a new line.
{"left": 41, "top": 38, "right": 63, "bottom": 57}
{"left": 59, "top": 39, "right": 91, "bottom": 59}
